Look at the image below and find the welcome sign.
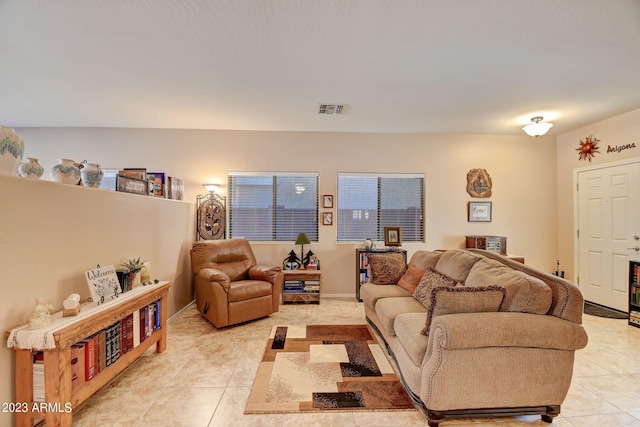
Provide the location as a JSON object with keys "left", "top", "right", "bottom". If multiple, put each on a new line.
{"left": 85, "top": 264, "right": 121, "bottom": 305}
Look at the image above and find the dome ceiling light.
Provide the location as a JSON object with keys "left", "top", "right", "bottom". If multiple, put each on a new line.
{"left": 522, "top": 116, "right": 553, "bottom": 137}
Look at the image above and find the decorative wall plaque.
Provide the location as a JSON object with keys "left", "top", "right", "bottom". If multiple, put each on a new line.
{"left": 466, "top": 168, "right": 492, "bottom": 198}
{"left": 196, "top": 193, "right": 226, "bottom": 240}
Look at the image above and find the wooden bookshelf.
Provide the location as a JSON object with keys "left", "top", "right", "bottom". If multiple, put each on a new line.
{"left": 629, "top": 261, "right": 640, "bottom": 328}
{"left": 7, "top": 282, "right": 171, "bottom": 427}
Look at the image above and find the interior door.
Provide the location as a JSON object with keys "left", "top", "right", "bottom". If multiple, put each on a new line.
{"left": 577, "top": 161, "right": 640, "bottom": 312}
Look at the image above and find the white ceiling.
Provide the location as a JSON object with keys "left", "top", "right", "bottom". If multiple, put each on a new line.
{"left": 1, "top": 0, "right": 640, "bottom": 135}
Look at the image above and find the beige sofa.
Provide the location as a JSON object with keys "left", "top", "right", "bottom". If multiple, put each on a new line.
{"left": 361, "top": 249, "right": 588, "bottom": 426}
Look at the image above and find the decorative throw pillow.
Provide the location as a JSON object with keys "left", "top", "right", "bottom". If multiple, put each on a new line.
{"left": 412, "top": 268, "right": 457, "bottom": 309}
{"left": 397, "top": 265, "right": 426, "bottom": 293}
{"left": 421, "top": 285, "right": 507, "bottom": 335}
{"left": 367, "top": 253, "right": 407, "bottom": 285}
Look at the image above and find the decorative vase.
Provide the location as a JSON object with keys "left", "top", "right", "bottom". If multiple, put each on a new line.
{"left": 81, "top": 162, "right": 104, "bottom": 188}
{"left": 0, "top": 126, "right": 25, "bottom": 176}
{"left": 130, "top": 271, "right": 141, "bottom": 288}
{"left": 364, "top": 238, "right": 374, "bottom": 251}
{"left": 18, "top": 158, "right": 45, "bottom": 179}
{"left": 50, "top": 158, "right": 81, "bottom": 185}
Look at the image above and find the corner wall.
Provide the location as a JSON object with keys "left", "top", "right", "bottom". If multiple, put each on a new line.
{"left": 0, "top": 175, "right": 194, "bottom": 426}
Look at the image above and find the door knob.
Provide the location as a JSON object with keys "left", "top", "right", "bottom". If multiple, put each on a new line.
{"left": 628, "top": 246, "right": 640, "bottom": 251}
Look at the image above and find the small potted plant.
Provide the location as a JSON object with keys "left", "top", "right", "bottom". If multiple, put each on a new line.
{"left": 120, "top": 257, "right": 146, "bottom": 289}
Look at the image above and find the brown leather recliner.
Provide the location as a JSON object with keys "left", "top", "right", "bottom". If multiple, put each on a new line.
{"left": 190, "top": 239, "right": 283, "bottom": 328}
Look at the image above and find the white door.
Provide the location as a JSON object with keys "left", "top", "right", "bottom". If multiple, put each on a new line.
{"left": 577, "top": 161, "right": 640, "bottom": 312}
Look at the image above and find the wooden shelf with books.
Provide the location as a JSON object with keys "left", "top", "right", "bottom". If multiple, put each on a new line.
{"left": 283, "top": 270, "right": 321, "bottom": 304}
{"left": 355, "top": 248, "right": 407, "bottom": 301}
{"left": 629, "top": 261, "right": 640, "bottom": 328}
{"left": 6, "top": 281, "right": 171, "bottom": 427}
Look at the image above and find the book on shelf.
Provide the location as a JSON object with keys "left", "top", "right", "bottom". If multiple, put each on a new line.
{"left": 97, "top": 329, "right": 107, "bottom": 373}
{"left": 105, "top": 321, "right": 121, "bottom": 367}
{"left": 81, "top": 334, "right": 99, "bottom": 381}
{"left": 33, "top": 352, "right": 45, "bottom": 403}
{"left": 71, "top": 344, "right": 85, "bottom": 391}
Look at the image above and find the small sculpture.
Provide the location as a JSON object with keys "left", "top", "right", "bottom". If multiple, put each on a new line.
{"left": 27, "top": 298, "right": 54, "bottom": 330}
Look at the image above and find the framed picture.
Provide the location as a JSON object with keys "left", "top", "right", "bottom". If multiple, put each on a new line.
{"left": 468, "top": 201, "right": 492, "bottom": 222}
{"left": 323, "top": 194, "right": 334, "bottom": 208}
{"left": 116, "top": 174, "right": 149, "bottom": 195}
{"left": 322, "top": 211, "right": 333, "bottom": 225}
{"left": 384, "top": 226, "right": 402, "bottom": 246}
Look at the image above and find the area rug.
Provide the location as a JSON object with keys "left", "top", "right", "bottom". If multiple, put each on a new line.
{"left": 584, "top": 301, "right": 628, "bottom": 319}
{"left": 244, "top": 324, "right": 415, "bottom": 414}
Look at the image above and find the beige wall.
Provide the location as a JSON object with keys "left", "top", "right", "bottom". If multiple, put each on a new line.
{"left": 556, "top": 108, "right": 640, "bottom": 282}
{"left": 2, "top": 126, "right": 559, "bottom": 425}
{"left": 0, "top": 175, "right": 194, "bottom": 426}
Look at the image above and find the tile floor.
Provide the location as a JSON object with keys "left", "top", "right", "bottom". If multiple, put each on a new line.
{"left": 73, "top": 298, "right": 640, "bottom": 427}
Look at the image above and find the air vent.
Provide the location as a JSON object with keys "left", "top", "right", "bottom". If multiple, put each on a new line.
{"left": 318, "top": 104, "right": 344, "bottom": 115}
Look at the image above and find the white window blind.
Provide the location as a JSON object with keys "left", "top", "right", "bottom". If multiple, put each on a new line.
{"left": 337, "top": 173, "right": 424, "bottom": 242}
{"left": 229, "top": 172, "right": 319, "bottom": 241}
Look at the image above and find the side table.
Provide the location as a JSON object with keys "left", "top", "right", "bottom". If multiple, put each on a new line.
{"left": 283, "top": 270, "right": 321, "bottom": 304}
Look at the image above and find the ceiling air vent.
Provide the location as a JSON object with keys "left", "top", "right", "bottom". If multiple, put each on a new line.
{"left": 318, "top": 104, "right": 344, "bottom": 115}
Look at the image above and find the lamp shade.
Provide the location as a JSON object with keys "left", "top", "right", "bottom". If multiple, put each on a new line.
{"left": 203, "top": 183, "right": 219, "bottom": 192}
{"left": 295, "top": 233, "right": 310, "bottom": 245}
{"left": 522, "top": 116, "right": 553, "bottom": 137}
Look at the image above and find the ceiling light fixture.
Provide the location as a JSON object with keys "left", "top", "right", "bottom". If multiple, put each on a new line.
{"left": 522, "top": 116, "right": 553, "bottom": 137}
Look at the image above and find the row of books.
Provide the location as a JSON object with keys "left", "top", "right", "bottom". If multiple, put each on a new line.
{"left": 631, "top": 284, "right": 640, "bottom": 306}
{"left": 68, "top": 300, "right": 161, "bottom": 392}
{"left": 359, "top": 271, "right": 370, "bottom": 285}
{"left": 630, "top": 310, "right": 640, "bottom": 326}
{"left": 284, "top": 280, "right": 320, "bottom": 293}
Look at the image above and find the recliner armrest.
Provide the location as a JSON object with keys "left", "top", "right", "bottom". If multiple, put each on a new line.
{"left": 249, "top": 265, "right": 282, "bottom": 284}
{"left": 196, "top": 268, "right": 231, "bottom": 291}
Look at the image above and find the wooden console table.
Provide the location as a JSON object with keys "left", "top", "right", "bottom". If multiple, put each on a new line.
{"left": 6, "top": 281, "right": 171, "bottom": 427}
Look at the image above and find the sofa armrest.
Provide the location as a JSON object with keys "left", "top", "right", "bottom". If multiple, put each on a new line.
{"left": 196, "top": 268, "right": 231, "bottom": 291}
{"left": 249, "top": 265, "right": 282, "bottom": 284}
{"left": 428, "top": 312, "right": 588, "bottom": 354}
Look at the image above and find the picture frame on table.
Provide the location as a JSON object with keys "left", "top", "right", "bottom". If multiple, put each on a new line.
{"left": 468, "top": 201, "right": 492, "bottom": 222}
{"left": 384, "top": 226, "right": 402, "bottom": 246}
{"left": 118, "top": 168, "right": 147, "bottom": 181}
{"left": 116, "top": 174, "right": 148, "bottom": 195}
{"left": 322, "top": 211, "right": 333, "bottom": 225}
{"left": 322, "top": 194, "right": 334, "bottom": 208}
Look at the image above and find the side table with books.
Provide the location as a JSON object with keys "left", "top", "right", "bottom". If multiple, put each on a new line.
{"left": 282, "top": 270, "right": 321, "bottom": 304}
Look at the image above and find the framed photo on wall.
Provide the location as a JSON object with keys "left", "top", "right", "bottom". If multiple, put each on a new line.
{"left": 384, "top": 226, "right": 402, "bottom": 246}
{"left": 323, "top": 195, "right": 334, "bottom": 208}
{"left": 468, "top": 201, "right": 492, "bottom": 222}
{"left": 322, "top": 211, "right": 333, "bottom": 225}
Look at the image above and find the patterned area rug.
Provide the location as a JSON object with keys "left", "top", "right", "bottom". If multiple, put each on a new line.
{"left": 244, "top": 324, "right": 415, "bottom": 414}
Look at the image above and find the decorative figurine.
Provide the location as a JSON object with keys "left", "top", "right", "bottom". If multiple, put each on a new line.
{"left": 27, "top": 298, "right": 54, "bottom": 329}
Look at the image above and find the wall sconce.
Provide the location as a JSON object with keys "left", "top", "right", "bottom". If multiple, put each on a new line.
{"left": 522, "top": 116, "right": 553, "bottom": 137}
{"left": 203, "top": 183, "right": 220, "bottom": 193}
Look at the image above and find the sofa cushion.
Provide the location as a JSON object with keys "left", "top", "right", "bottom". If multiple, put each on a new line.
{"left": 394, "top": 312, "right": 430, "bottom": 366}
{"left": 466, "top": 258, "right": 552, "bottom": 314}
{"left": 360, "top": 282, "right": 412, "bottom": 314}
{"left": 408, "top": 250, "right": 442, "bottom": 271}
{"left": 368, "top": 252, "right": 407, "bottom": 285}
{"left": 413, "top": 268, "right": 457, "bottom": 309}
{"left": 375, "top": 297, "right": 426, "bottom": 337}
{"left": 397, "top": 265, "right": 425, "bottom": 293}
{"left": 434, "top": 250, "right": 482, "bottom": 282}
{"left": 422, "top": 286, "right": 506, "bottom": 335}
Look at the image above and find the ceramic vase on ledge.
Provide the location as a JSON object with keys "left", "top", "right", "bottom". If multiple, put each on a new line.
{"left": 81, "top": 162, "right": 104, "bottom": 188}
{"left": 0, "top": 126, "right": 25, "bottom": 176}
{"left": 50, "top": 158, "right": 81, "bottom": 185}
{"left": 18, "top": 158, "right": 45, "bottom": 179}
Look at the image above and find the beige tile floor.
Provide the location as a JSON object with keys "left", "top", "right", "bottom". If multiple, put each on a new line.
{"left": 72, "top": 298, "right": 640, "bottom": 427}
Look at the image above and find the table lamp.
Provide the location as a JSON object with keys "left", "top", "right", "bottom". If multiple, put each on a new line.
{"left": 295, "top": 233, "right": 310, "bottom": 269}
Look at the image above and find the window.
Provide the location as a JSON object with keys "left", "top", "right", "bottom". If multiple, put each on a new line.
{"left": 337, "top": 173, "right": 424, "bottom": 242}
{"left": 229, "top": 172, "right": 318, "bottom": 241}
